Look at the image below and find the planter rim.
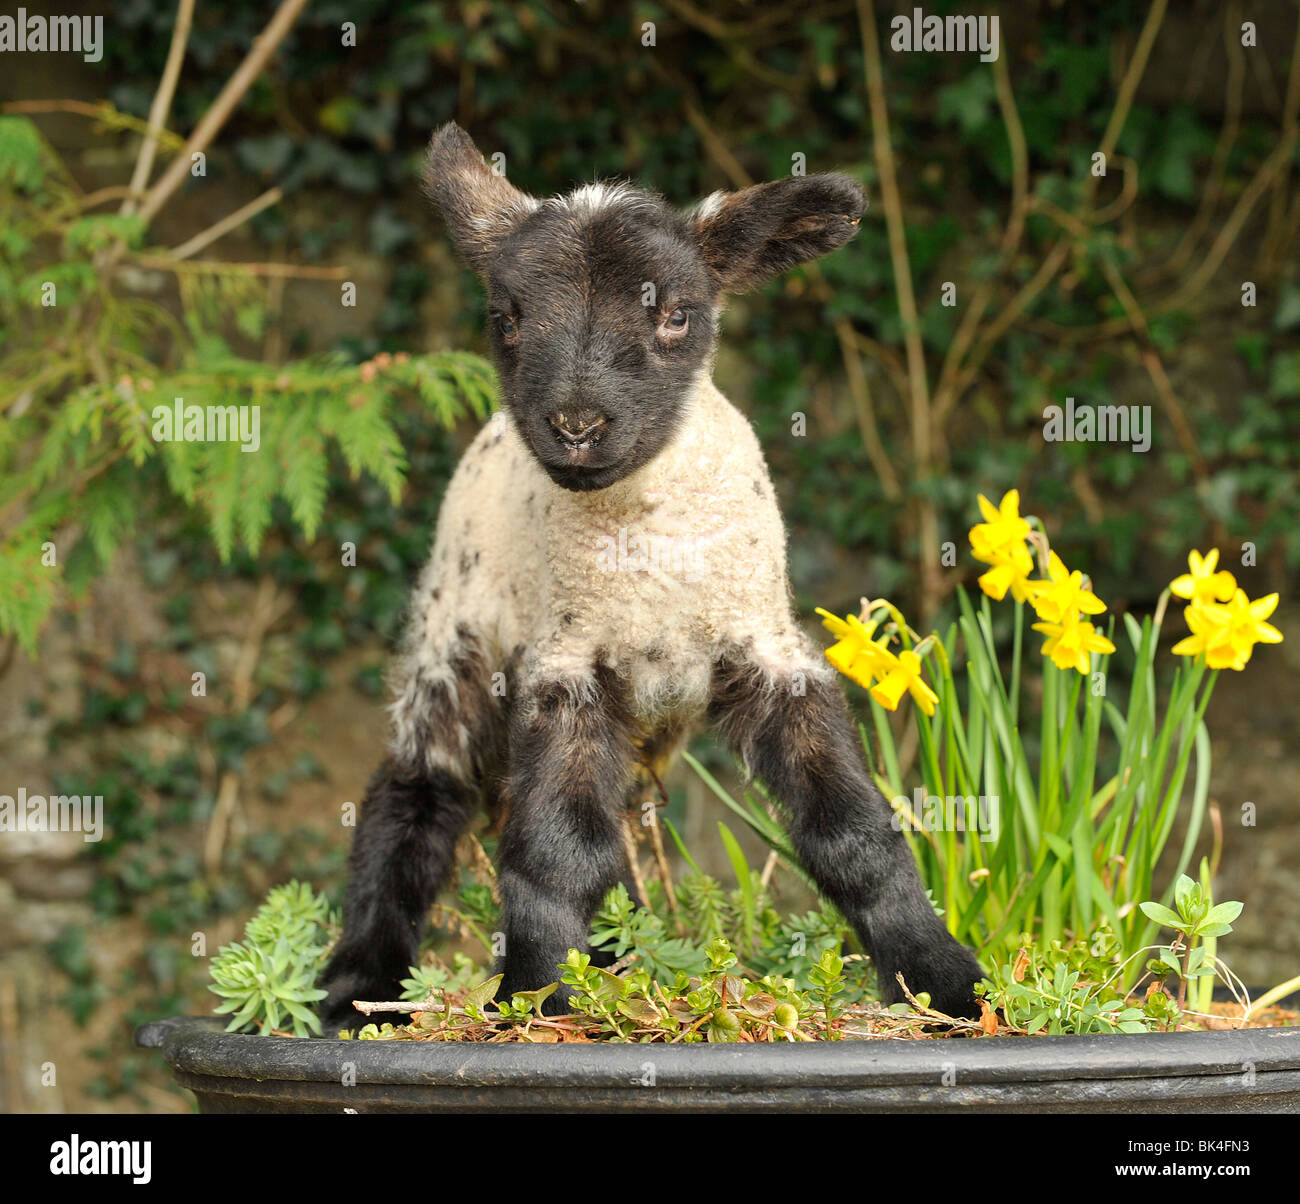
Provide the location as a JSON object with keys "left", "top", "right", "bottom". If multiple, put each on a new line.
{"left": 138, "top": 1015, "right": 1300, "bottom": 1090}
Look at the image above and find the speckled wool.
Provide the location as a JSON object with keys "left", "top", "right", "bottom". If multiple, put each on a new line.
{"left": 389, "top": 371, "right": 834, "bottom": 782}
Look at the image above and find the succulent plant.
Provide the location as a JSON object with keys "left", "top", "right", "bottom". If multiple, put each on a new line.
{"left": 207, "top": 880, "right": 336, "bottom": 1037}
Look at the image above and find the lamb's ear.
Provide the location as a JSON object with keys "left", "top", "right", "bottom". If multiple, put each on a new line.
{"left": 423, "top": 122, "right": 539, "bottom": 274}
{"left": 691, "top": 173, "right": 867, "bottom": 293}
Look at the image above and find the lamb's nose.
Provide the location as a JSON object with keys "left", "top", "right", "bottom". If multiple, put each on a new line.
{"left": 549, "top": 410, "right": 607, "bottom": 446}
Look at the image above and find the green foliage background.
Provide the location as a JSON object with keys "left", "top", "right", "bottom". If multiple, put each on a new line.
{"left": 20, "top": 2, "right": 1293, "bottom": 608}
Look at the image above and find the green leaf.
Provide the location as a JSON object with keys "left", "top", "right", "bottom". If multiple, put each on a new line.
{"left": 587, "top": 967, "right": 628, "bottom": 1002}
{"left": 616, "top": 997, "right": 660, "bottom": 1025}
{"left": 511, "top": 982, "right": 558, "bottom": 1015}
{"left": 1139, "top": 902, "right": 1183, "bottom": 929}
{"left": 1042, "top": 832, "right": 1073, "bottom": 863}
{"left": 1204, "top": 901, "right": 1243, "bottom": 926}
{"left": 462, "top": 974, "right": 504, "bottom": 1016}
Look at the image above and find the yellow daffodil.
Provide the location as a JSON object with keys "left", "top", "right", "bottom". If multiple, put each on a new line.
{"left": 1209, "top": 587, "right": 1283, "bottom": 668}
{"left": 969, "top": 489, "right": 1031, "bottom": 564}
{"left": 816, "top": 607, "right": 892, "bottom": 690}
{"left": 1170, "top": 601, "right": 1234, "bottom": 669}
{"left": 975, "top": 544, "right": 1040, "bottom": 603}
{"left": 869, "top": 648, "right": 939, "bottom": 717}
{"left": 816, "top": 607, "right": 866, "bottom": 643}
{"left": 1171, "top": 588, "right": 1283, "bottom": 671}
{"left": 1029, "top": 551, "right": 1108, "bottom": 625}
{"left": 970, "top": 489, "right": 1044, "bottom": 603}
{"left": 1008, "top": 569, "right": 1048, "bottom": 605}
{"left": 825, "top": 640, "right": 880, "bottom": 690}
{"left": 1169, "top": 549, "right": 1236, "bottom": 606}
{"left": 1031, "top": 615, "right": 1116, "bottom": 674}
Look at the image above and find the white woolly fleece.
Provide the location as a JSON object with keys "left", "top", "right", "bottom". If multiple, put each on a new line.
{"left": 389, "top": 375, "right": 834, "bottom": 778}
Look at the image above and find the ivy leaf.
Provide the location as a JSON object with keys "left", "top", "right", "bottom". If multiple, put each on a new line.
{"left": 1275, "top": 283, "right": 1300, "bottom": 332}
{"left": 234, "top": 133, "right": 295, "bottom": 177}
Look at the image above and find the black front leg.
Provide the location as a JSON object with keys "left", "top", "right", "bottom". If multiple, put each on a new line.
{"left": 711, "top": 656, "right": 984, "bottom": 1018}
{"left": 496, "top": 668, "right": 634, "bottom": 1010}
{"left": 319, "top": 758, "right": 478, "bottom": 1034}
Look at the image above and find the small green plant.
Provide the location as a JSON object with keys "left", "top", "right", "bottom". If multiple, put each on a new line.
{"left": 398, "top": 951, "right": 480, "bottom": 1003}
{"left": 207, "top": 840, "right": 1282, "bottom": 1042}
{"left": 980, "top": 936, "right": 1161, "bottom": 1035}
{"left": 808, "top": 947, "right": 848, "bottom": 1036}
{"left": 350, "top": 929, "right": 975, "bottom": 1045}
{"left": 587, "top": 883, "right": 710, "bottom": 979}
{"left": 1140, "top": 873, "right": 1244, "bottom": 1016}
{"left": 541, "top": 939, "right": 811, "bottom": 1043}
{"left": 244, "top": 880, "right": 335, "bottom": 947}
{"left": 207, "top": 880, "right": 337, "bottom": 1037}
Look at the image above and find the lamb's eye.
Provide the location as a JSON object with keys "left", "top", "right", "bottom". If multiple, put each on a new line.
{"left": 659, "top": 308, "right": 689, "bottom": 337}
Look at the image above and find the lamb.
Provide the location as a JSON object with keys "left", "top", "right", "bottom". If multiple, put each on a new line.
{"left": 319, "top": 123, "right": 984, "bottom": 1030}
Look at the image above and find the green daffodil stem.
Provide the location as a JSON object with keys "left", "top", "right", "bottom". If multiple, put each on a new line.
{"left": 1011, "top": 597, "right": 1023, "bottom": 725}
{"left": 1249, "top": 974, "right": 1300, "bottom": 1017}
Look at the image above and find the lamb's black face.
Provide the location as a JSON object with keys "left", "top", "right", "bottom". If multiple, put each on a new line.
{"left": 485, "top": 188, "right": 716, "bottom": 491}
{"left": 424, "top": 122, "right": 867, "bottom": 494}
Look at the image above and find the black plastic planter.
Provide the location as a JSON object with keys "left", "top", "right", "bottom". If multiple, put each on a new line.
{"left": 137, "top": 1015, "right": 1300, "bottom": 1113}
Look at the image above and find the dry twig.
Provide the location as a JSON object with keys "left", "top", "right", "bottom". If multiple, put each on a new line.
{"left": 121, "top": 0, "right": 196, "bottom": 216}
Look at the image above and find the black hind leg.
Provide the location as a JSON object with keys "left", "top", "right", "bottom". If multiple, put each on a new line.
{"left": 319, "top": 758, "right": 477, "bottom": 1033}
{"left": 710, "top": 655, "right": 985, "bottom": 1019}
{"left": 495, "top": 669, "right": 635, "bottom": 1012}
